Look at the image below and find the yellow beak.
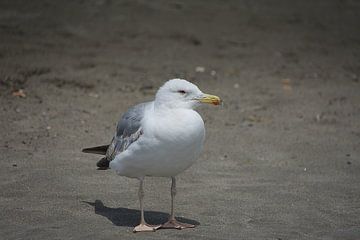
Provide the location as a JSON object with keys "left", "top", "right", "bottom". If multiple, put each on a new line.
{"left": 197, "top": 93, "right": 222, "bottom": 106}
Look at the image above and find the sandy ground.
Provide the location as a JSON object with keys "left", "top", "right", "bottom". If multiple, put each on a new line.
{"left": 1, "top": 0, "right": 360, "bottom": 239}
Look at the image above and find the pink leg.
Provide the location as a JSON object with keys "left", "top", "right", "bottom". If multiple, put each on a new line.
{"left": 133, "top": 178, "right": 161, "bottom": 233}
{"left": 161, "top": 177, "right": 195, "bottom": 230}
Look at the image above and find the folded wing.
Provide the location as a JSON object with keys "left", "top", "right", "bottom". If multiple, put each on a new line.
{"left": 82, "top": 102, "right": 150, "bottom": 169}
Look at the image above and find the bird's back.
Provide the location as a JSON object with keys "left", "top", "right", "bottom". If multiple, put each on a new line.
{"left": 110, "top": 107, "right": 205, "bottom": 177}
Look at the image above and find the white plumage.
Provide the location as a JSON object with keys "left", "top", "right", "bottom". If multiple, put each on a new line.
{"left": 83, "top": 79, "right": 221, "bottom": 232}
{"left": 110, "top": 97, "right": 205, "bottom": 177}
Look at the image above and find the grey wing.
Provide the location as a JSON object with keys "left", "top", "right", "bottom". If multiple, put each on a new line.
{"left": 105, "top": 102, "right": 150, "bottom": 161}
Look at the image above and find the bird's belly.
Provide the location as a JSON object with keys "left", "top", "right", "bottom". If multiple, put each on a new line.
{"left": 110, "top": 116, "right": 205, "bottom": 178}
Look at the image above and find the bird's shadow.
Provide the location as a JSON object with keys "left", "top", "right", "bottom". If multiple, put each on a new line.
{"left": 83, "top": 200, "right": 200, "bottom": 227}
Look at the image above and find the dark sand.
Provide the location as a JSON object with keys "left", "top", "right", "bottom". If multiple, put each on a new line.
{"left": 1, "top": 1, "right": 359, "bottom": 239}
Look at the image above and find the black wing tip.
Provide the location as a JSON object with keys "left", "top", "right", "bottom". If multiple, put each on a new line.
{"left": 96, "top": 157, "right": 110, "bottom": 169}
{"left": 82, "top": 148, "right": 97, "bottom": 153}
{"left": 82, "top": 145, "right": 109, "bottom": 155}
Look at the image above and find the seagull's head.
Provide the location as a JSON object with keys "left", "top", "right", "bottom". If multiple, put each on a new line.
{"left": 155, "top": 79, "right": 221, "bottom": 109}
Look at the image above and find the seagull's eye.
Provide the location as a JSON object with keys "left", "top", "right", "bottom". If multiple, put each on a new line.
{"left": 177, "top": 90, "right": 186, "bottom": 95}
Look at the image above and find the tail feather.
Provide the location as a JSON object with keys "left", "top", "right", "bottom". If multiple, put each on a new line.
{"left": 82, "top": 145, "right": 109, "bottom": 155}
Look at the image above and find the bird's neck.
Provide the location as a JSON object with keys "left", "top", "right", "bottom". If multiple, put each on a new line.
{"left": 154, "top": 98, "right": 196, "bottom": 111}
{"left": 154, "top": 102, "right": 193, "bottom": 113}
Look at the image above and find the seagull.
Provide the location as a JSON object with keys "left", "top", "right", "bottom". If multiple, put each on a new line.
{"left": 82, "top": 79, "right": 221, "bottom": 232}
